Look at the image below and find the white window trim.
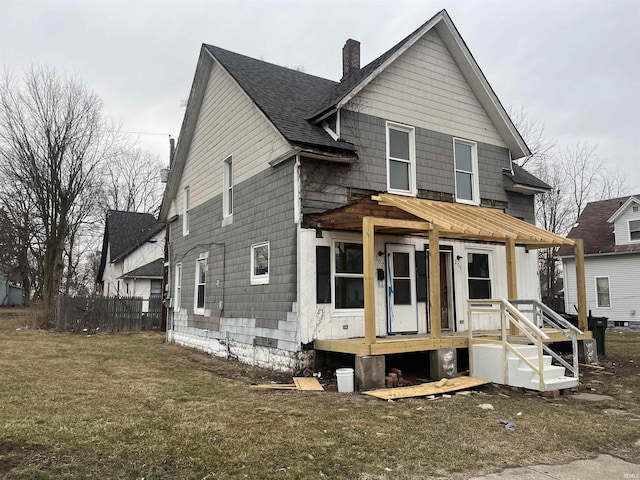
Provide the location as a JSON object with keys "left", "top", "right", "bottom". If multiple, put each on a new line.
{"left": 594, "top": 276, "right": 612, "bottom": 309}
{"left": 183, "top": 186, "right": 190, "bottom": 236}
{"left": 194, "top": 253, "right": 208, "bottom": 315}
{"left": 174, "top": 263, "right": 182, "bottom": 311}
{"left": 250, "top": 242, "right": 270, "bottom": 285}
{"left": 465, "top": 249, "right": 493, "bottom": 300}
{"left": 453, "top": 138, "right": 480, "bottom": 205}
{"left": 223, "top": 156, "right": 233, "bottom": 225}
{"left": 332, "top": 238, "right": 365, "bottom": 316}
{"left": 386, "top": 121, "right": 417, "bottom": 197}
{"left": 628, "top": 219, "right": 640, "bottom": 243}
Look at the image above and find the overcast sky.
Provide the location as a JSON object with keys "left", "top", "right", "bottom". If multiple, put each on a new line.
{"left": 2, "top": 0, "right": 639, "bottom": 191}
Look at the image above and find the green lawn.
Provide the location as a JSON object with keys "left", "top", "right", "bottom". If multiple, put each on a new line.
{"left": 1, "top": 307, "right": 639, "bottom": 479}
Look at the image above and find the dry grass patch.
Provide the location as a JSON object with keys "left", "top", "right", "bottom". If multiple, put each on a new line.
{"left": 0, "top": 308, "right": 639, "bottom": 479}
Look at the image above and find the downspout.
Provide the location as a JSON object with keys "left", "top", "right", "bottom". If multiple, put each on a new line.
{"left": 294, "top": 155, "right": 301, "bottom": 346}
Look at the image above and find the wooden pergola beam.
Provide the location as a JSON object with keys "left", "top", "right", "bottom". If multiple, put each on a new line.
{"left": 506, "top": 236, "right": 518, "bottom": 336}
{"left": 429, "top": 224, "right": 441, "bottom": 339}
{"left": 363, "top": 217, "right": 376, "bottom": 346}
{"left": 575, "top": 239, "right": 588, "bottom": 331}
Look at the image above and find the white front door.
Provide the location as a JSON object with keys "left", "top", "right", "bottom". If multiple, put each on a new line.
{"left": 387, "top": 244, "right": 418, "bottom": 333}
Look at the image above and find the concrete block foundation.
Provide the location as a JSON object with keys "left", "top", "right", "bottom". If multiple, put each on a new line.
{"left": 430, "top": 348, "right": 458, "bottom": 380}
{"left": 355, "top": 355, "right": 385, "bottom": 391}
{"left": 578, "top": 339, "right": 599, "bottom": 365}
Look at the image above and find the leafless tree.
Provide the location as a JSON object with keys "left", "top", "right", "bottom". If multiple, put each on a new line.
{"left": 98, "top": 148, "right": 165, "bottom": 215}
{"left": 511, "top": 108, "right": 630, "bottom": 304}
{"left": 0, "top": 66, "right": 118, "bottom": 323}
{"left": 509, "top": 106, "right": 555, "bottom": 168}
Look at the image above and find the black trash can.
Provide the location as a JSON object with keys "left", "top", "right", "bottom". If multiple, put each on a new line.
{"left": 588, "top": 316, "right": 608, "bottom": 356}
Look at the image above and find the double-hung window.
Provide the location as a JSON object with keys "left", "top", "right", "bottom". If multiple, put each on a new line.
{"left": 467, "top": 252, "right": 491, "bottom": 299}
{"left": 386, "top": 122, "right": 416, "bottom": 196}
{"left": 595, "top": 277, "right": 611, "bottom": 308}
{"left": 174, "top": 263, "right": 182, "bottom": 310}
{"left": 183, "top": 186, "right": 190, "bottom": 235}
{"left": 194, "top": 256, "right": 207, "bottom": 315}
{"left": 150, "top": 280, "right": 162, "bottom": 297}
{"left": 250, "top": 242, "right": 269, "bottom": 285}
{"left": 223, "top": 156, "right": 233, "bottom": 220}
{"left": 334, "top": 242, "right": 364, "bottom": 310}
{"left": 629, "top": 219, "right": 640, "bottom": 242}
{"left": 454, "top": 139, "right": 479, "bottom": 205}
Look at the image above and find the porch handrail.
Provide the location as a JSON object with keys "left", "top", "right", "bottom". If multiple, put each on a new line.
{"left": 509, "top": 299, "right": 582, "bottom": 379}
{"left": 468, "top": 299, "right": 550, "bottom": 390}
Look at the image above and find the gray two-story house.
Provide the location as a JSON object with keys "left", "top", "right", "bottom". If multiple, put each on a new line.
{"left": 160, "top": 10, "right": 592, "bottom": 391}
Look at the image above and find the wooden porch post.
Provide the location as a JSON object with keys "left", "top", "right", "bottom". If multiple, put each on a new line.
{"left": 575, "top": 239, "right": 588, "bottom": 332}
{"left": 363, "top": 217, "right": 376, "bottom": 345}
{"left": 506, "top": 236, "right": 518, "bottom": 336}
{"left": 429, "top": 224, "right": 441, "bottom": 339}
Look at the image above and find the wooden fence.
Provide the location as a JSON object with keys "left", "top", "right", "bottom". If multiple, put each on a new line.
{"left": 56, "top": 296, "right": 163, "bottom": 333}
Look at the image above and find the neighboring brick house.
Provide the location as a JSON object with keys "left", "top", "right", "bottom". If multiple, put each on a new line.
{"left": 560, "top": 194, "right": 640, "bottom": 329}
{"left": 159, "top": 9, "right": 589, "bottom": 387}
{"left": 97, "top": 210, "right": 165, "bottom": 311}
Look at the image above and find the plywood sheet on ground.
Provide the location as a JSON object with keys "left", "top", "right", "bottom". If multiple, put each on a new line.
{"left": 293, "top": 377, "right": 324, "bottom": 391}
{"left": 250, "top": 384, "right": 297, "bottom": 390}
{"left": 362, "top": 376, "right": 489, "bottom": 400}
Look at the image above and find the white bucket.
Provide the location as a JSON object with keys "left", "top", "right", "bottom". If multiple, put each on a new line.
{"left": 336, "top": 367, "right": 354, "bottom": 393}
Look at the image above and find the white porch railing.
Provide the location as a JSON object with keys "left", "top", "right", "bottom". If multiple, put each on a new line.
{"left": 467, "top": 299, "right": 582, "bottom": 391}
{"left": 510, "top": 299, "right": 583, "bottom": 379}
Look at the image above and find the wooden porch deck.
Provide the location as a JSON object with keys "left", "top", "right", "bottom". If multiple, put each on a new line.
{"left": 314, "top": 328, "right": 593, "bottom": 356}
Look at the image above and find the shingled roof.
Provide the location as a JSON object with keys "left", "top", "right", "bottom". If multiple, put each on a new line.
{"left": 204, "top": 45, "right": 356, "bottom": 153}
{"left": 97, "top": 211, "right": 164, "bottom": 283}
{"left": 121, "top": 258, "right": 163, "bottom": 279}
{"left": 558, "top": 194, "right": 640, "bottom": 257}
{"left": 503, "top": 163, "right": 551, "bottom": 192}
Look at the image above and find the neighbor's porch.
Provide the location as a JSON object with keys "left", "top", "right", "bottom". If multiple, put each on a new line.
{"left": 311, "top": 194, "right": 590, "bottom": 357}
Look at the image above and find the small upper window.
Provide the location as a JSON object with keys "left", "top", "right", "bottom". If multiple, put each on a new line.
{"left": 183, "top": 186, "right": 190, "bottom": 235}
{"left": 386, "top": 122, "right": 416, "bottom": 196}
{"left": 454, "top": 139, "right": 479, "bottom": 205}
{"left": 250, "top": 242, "right": 269, "bottom": 285}
{"left": 633, "top": 205, "right": 639, "bottom": 213}
{"left": 223, "top": 156, "right": 233, "bottom": 219}
{"left": 595, "top": 277, "right": 611, "bottom": 308}
{"left": 629, "top": 219, "right": 640, "bottom": 241}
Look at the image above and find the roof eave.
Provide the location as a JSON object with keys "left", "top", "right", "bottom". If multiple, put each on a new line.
{"left": 505, "top": 183, "right": 550, "bottom": 195}
{"left": 607, "top": 196, "right": 640, "bottom": 223}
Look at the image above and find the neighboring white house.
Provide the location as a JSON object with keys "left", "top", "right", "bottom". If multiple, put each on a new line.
{"left": 97, "top": 210, "right": 165, "bottom": 312}
{"left": 560, "top": 194, "right": 640, "bottom": 328}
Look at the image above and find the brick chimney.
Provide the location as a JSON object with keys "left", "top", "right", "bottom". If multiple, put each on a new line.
{"left": 342, "top": 39, "right": 360, "bottom": 80}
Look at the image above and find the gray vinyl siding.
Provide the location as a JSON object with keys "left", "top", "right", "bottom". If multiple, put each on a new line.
{"left": 170, "top": 160, "right": 297, "bottom": 341}
{"left": 301, "top": 110, "right": 531, "bottom": 218}
{"left": 506, "top": 192, "right": 536, "bottom": 224}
